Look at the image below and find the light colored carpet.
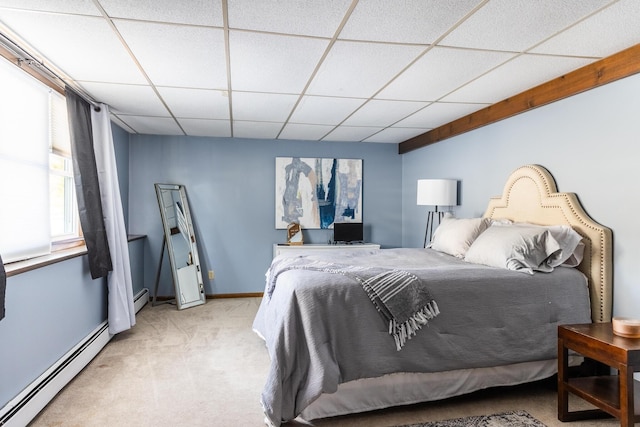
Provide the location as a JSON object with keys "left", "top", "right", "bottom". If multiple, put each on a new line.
{"left": 29, "top": 297, "right": 619, "bottom": 427}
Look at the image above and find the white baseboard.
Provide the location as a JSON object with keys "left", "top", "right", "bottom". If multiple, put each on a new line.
{"left": 134, "top": 287, "right": 149, "bottom": 312}
{"left": 0, "top": 287, "right": 149, "bottom": 427}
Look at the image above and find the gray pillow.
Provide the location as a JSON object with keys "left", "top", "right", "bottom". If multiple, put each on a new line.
{"left": 501, "top": 223, "right": 584, "bottom": 267}
{"left": 464, "top": 224, "right": 562, "bottom": 274}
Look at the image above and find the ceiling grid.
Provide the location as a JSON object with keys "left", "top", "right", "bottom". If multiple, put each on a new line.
{"left": 0, "top": 0, "right": 638, "bottom": 144}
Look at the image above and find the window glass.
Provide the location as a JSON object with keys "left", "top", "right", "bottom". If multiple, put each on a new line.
{"left": 49, "top": 91, "right": 79, "bottom": 242}
{"left": 50, "top": 153, "right": 78, "bottom": 239}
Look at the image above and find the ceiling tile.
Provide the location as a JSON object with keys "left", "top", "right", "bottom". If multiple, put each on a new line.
{"left": 232, "top": 92, "right": 298, "bottom": 122}
{"left": 396, "top": 102, "right": 487, "bottom": 128}
{"left": 117, "top": 115, "right": 183, "bottom": 135}
{"left": 228, "top": 0, "right": 351, "bottom": 37}
{"left": 178, "top": 118, "right": 231, "bottom": 137}
{"left": 233, "top": 121, "right": 283, "bottom": 139}
{"left": 279, "top": 123, "right": 335, "bottom": 141}
{"left": 110, "top": 114, "right": 136, "bottom": 133}
{"left": 78, "top": 82, "right": 169, "bottom": 116}
{"left": 99, "top": 0, "right": 223, "bottom": 26}
{"left": 441, "top": 0, "right": 612, "bottom": 52}
{"left": 340, "top": 0, "right": 482, "bottom": 44}
{"left": 289, "top": 96, "right": 366, "bottom": 125}
{"left": 157, "top": 87, "right": 229, "bottom": 120}
{"left": 0, "top": 10, "right": 146, "bottom": 84}
{"left": 114, "top": 20, "right": 227, "bottom": 89}
{"left": 307, "top": 40, "right": 424, "bottom": 98}
{"left": 363, "top": 127, "right": 431, "bottom": 143}
{"left": 442, "top": 54, "right": 593, "bottom": 104}
{"left": 531, "top": 0, "right": 640, "bottom": 57}
{"left": 229, "top": 31, "right": 328, "bottom": 93}
{"left": 322, "top": 126, "right": 382, "bottom": 142}
{"left": 376, "top": 46, "right": 515, "bottom": 101}
{"left": 0, "top": 0, "right": 100, "bottom": 15}
{"left": 343, "top": 100, "right": 428, "bottom": 127}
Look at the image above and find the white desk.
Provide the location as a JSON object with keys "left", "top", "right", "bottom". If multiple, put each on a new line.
{"left": 273, "top": 243, "right": 380, "bottom": 259}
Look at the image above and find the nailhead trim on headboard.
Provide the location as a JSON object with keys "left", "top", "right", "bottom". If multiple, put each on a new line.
{"left": 483, "top": 164, "right": 612, "bottom": 323}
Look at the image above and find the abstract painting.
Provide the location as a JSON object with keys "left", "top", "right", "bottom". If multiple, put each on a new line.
{"left": 275, "top": 157, "right": 362, "bottom": 229}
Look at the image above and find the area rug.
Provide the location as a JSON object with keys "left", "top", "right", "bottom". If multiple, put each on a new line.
{"left": 395, "top": 410, "right": 546, "bottom": 427}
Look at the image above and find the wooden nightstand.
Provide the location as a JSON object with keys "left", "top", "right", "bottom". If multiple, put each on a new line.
{"left": 558, "top": 323, "right": 640, "bottom": 426}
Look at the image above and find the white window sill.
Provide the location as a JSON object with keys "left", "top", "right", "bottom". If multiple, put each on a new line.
{"left": 5, "top": 245, "right": 88, "bottom": 277}
{"left": 4, "top": 235, "right": 145, "bottom": 277}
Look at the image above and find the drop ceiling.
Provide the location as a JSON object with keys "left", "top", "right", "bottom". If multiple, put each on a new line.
{"left": 0, "top": 0, "right": 639, "bottom": 144}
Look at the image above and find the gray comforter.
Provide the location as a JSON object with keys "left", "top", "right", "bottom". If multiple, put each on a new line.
{"left": 252, "top": 248, "right": 591, "bottom": 426}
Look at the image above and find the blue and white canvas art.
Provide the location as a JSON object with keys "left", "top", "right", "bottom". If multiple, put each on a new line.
{"left": 275, "top": 157, "right": 362, "bottom": 229}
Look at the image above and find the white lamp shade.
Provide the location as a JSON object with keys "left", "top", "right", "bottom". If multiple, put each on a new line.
{"left": 417, "top": 179, "right": 457, "bottom": 206}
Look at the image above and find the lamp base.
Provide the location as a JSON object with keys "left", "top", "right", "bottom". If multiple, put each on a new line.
{"left": 423, "top": 209, "right": 447, "bottom": 248}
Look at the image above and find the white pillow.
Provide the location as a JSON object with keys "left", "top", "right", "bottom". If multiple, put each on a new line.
{"left": 464, "top": 224, "right": 562, "bottom": 274}
{"left": 429, "top": 216, "right": 491, "bottom": 258}
{"left": 497, "top": 223, "right": 584, "bottom": 267}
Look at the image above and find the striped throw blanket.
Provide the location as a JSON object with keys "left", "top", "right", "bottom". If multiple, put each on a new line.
{"left": 266, "top": 257, "right": 439, "bottom": 350}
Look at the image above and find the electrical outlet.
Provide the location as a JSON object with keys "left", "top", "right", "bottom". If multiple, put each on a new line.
{"left": 208, "top": 270, "right": 215, "bottom": 280}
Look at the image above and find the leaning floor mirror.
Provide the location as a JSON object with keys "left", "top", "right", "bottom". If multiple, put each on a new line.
{"left": 154, "top": 184, "right": 206, "bottom": 310}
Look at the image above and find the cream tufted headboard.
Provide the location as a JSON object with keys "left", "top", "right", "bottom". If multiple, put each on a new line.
{"left": 483, "top": 164, "right": 612, "bottom": 323}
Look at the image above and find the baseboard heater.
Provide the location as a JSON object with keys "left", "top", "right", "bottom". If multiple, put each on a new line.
{"left": 0, "top": 287, "right": 149, "bottom": 427}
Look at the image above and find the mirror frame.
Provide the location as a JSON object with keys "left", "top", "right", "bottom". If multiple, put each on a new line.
{"left": 154, "top": 183, "right": 206, "bottom": 310}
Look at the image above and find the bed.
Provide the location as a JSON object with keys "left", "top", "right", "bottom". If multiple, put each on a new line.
{"left": 253, "top": 164, "right": 612, "bottom": 427}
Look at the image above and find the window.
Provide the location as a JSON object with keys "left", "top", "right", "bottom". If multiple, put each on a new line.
{"left": 0, "top": 56, "right": 80, "bottom": 264}
{"left": 49, "top": 90, "right": 80, "bottom": 245}
{"left": 49, "top": 153, "right": 78, "bottom": 240}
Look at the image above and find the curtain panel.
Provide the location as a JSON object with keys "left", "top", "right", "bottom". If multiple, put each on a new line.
{"left": 91, "top": 104, "right": 136, "bottom": 334}
{"left": 65, "top": 88, "right": 112, "bottom": 279}
{"left": 0, "top": 254, "right": 5, "bottom": 321}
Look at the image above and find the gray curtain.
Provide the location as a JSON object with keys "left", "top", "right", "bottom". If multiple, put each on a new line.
{"left": 65, "top": 88, "right": 112, "bottom": 279}
{"left": 0, "top": 254, "right": 5, "bottom": 320}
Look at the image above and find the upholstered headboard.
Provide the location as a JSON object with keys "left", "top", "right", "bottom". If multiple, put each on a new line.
{"left": 483, "top": 164, "right": 612, "bottom": 323}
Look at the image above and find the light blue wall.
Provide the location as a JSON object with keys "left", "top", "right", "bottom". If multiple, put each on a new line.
{"left": 128, "top": 136, "right": 402, "bottom": 296}
{"left": 0, "top": 257, "right": 107, "bottom": 406}
{"left": 402, "top": 72, "right": 640, "bottom": 319}
{"left": 112, "top": 123, "right": 130, "bottom": 227}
